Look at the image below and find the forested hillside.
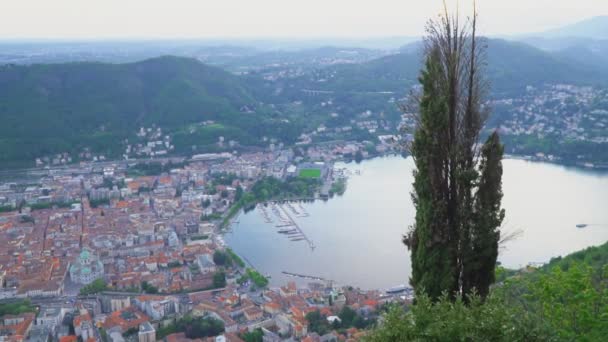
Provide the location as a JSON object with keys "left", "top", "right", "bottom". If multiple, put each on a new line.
{"left": 0, "top": 56, "right": 297, "bottom": 167}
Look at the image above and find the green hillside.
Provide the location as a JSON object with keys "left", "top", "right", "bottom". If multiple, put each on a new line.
{"left": 0, "top": 56, "right": 296, "bottom": 167}
{"left": 497, "top": 241, "right": 608, "bottom": 340}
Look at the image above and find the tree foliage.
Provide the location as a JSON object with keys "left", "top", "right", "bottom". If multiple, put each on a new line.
{"left": 404, "top": 6, "right": 505, "bottom": 301}
{"left": 141, "top": 281, "right": 159, "bottom": 294}
{"left": 241, "top": 328, "right": 264, "bottom": 342}
{"left": 0, "top": 299, "right": 35, "bottom": 317}
{"left": 213, "top": 250, "right": 231, "bottom": 266}
{"left": 158, "top": 315, "right": 224, "bottom": 339}
{"left": 213, "top": 271, "right": 227, "bottom": 288}
{"left": 365, "top": 293, "right": 555, "bottom": 342}
{"left": 79, "top": 278, "right": 107, "bottom": 295}
{"left": 499, "top": 242, "right": 608, "bottom": 340}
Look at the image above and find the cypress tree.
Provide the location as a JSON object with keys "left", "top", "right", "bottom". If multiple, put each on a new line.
{"left": 404, "top": 6, "right": 505, "bottom": 301}
{"left": 463, "top": 132, "right": 505, "bottom": 298}
{"left": 404, "top": 49, "right": 457, "bottom": 300}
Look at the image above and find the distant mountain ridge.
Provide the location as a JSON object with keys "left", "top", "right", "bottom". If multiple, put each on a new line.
{"left": 538, "top": 16, "right": 608, "bottom": 40}
{"left": 286, "top": 38, "right": 608, "bottom": 95}
{"left": 513, "top": 16, "right": 608, "bottom": 75}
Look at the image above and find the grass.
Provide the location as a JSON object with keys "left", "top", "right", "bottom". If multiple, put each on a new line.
{"left": 299, "top": 168, "right": 321, "bottom": 179}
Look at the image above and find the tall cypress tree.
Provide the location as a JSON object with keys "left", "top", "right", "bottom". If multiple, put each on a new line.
{"left": 463, "top": 132, "right": 505, "bottom": 298}
{"left": 404, "top": 49, "right": 457, "bottom": 300}
{"left": 404, "top": 6, "right": 505, "bottom": 301}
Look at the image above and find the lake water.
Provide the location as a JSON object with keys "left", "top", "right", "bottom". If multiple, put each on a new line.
{"left": 224, "top": 156, "right": 608, "bottom": 290}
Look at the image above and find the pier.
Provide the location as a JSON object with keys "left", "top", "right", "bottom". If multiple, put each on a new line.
{"left": 282, "top": 271, "right": 331, "bottom": 282}
{"left": 285, "top": 202, "right": 309, "bottom": 217}
{"left": 278, "top": 204, "right": 315, "bottom": 250}
{"left": 258, "top": 204, "right": 273, "bottom": 223}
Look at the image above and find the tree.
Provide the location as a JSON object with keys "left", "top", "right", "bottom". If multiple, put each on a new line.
{"left": 354, "top": 150, "right": 364, "bottom": 163}
{"left": 79, "top": 278, "right": 108, "bottom": 295}
{"left": 213, "top": 250, "right": 231, "bottom": 266}
{"left": 305, "top": 310, "right": 331, "bottom": 335}
{"left": 0, "top": 299, "right": 35, "bottom": 316}
{"left": 173, "top": 315, "right": 224, "bottom": 339}
{"left": 241, "top": 328, "right": 264, "bottom": 342}
{"left": 464, "top": 132, "right": 505, "bottom": 297}
{"left": 403, "top": 5, "right": 504, "bottom": 301}
{"left": 338, "top": 306, "right": 357, "bottom": 327}
{"left": 235, "top": 185, "right": 244, "bottom": 201}
{"left": 213, "top": 271, "right": 227, "bottom": 288}
{"left": 141, "top": 281, "right": 159, "bottom": 294}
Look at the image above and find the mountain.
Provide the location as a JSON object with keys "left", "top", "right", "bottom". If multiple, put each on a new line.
{"left": 537, "top": 16, "right": 608, "bottom": 40}
{"left": 513, "top": 17, "right": 608, "bottom": 74}
{"left": 551, "top": 40, "right": 608, "bottom": 71}
{"left": 1, "top": 38, "right": 607, "bottom": 169}
{"left": 0, "top": 56, "right": 294, "bottom": 168}
{"left": 286, "top": 38, "right": 607, "bottom": 96}
{"left": 483, "top": 39, "right": 607, "bottom": 94}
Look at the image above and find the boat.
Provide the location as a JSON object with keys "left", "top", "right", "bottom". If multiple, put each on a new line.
{"left": 576, "top": 224, "right": 588, "bottom": 228}
{"left": 386, "top": 284, "right": 409, "bottom": 294}
{"left": 290, "top": 237, "right": 305, "bottom": 241}
{"left": 278, "top": 228, "right": 297, "bottom": 234}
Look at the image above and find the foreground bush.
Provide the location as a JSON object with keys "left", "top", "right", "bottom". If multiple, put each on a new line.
{"left": 365, "top": 293, "right": 556, "bottom": 341}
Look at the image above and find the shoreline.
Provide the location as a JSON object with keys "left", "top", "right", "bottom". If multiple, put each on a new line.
{"left": 2, "top": 150, "right": 608, "bottom": 183}
{"left": 220, "top": 155, "right": 608, "bottom": 293}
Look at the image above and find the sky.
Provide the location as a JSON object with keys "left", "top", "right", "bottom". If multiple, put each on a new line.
{"left": 1, "top": 0, "right": 607, "bottom": 39}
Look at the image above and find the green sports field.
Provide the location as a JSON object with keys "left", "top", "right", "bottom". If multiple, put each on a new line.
{"left": 298, "top": 168, "right": 321, "bottom": 178}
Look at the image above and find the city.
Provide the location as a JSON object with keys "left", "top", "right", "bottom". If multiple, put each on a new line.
{"left": 0, "top": 140, "right": 408, "bottom": 342}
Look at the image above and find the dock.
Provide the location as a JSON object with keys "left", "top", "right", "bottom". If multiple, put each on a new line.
{"left": 286, "top": 202, "right": 309, "bottom": 217}
{"left": 258, "top": 204, "right": 273, "bottom": 223}
{"left": 282, "top": 271, "right": 330, "bottom": 282}
{"left": 277, "top": 204, "right": 315, "bottom": 250}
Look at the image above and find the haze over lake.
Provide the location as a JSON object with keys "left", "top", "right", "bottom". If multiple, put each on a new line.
{"left": 225, "top": 156, "right": 608, "bottom": 290}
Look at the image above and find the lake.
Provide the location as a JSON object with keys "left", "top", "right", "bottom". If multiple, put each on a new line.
{"left": 224, "top": 156, "right": 608, "bottom": 290}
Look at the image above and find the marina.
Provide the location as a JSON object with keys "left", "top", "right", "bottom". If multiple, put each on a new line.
{"left": 258, "top": 205, "right": 273, "bottom": 223}
{"left": 256, "top": 202, "right": 316, "bottom": 250}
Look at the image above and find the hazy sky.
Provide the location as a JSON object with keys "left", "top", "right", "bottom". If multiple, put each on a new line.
{"left": 2, "top": 0, "right": 607, "bottom": 39}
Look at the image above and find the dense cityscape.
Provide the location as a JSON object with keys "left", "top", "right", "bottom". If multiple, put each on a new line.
{"left": 0, "top": 140, "right": 408, "bottom": 342}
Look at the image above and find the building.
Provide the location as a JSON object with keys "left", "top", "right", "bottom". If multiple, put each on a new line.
{"left": 69, "top": 248, "right": 104, "bottom": 285}
{"left": 0, "top": 313, "right": 35, "bottom": 342}
{"left": 196, "top": 254, "right": 216, "bottom": 274}
{"left": 101, "top": 296, "right": 132, "bottom": 313}
{"left": 138, "top": 322, "right": 156, "bottom": 342}
{"left": 73, "top": 312, "right": 95, "bottom": 341}
{"left": 35, "top": 306, "right": 67, "bottom": 334}
{"left": 133, "top": 295, "right": 178, "bottom": 321}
